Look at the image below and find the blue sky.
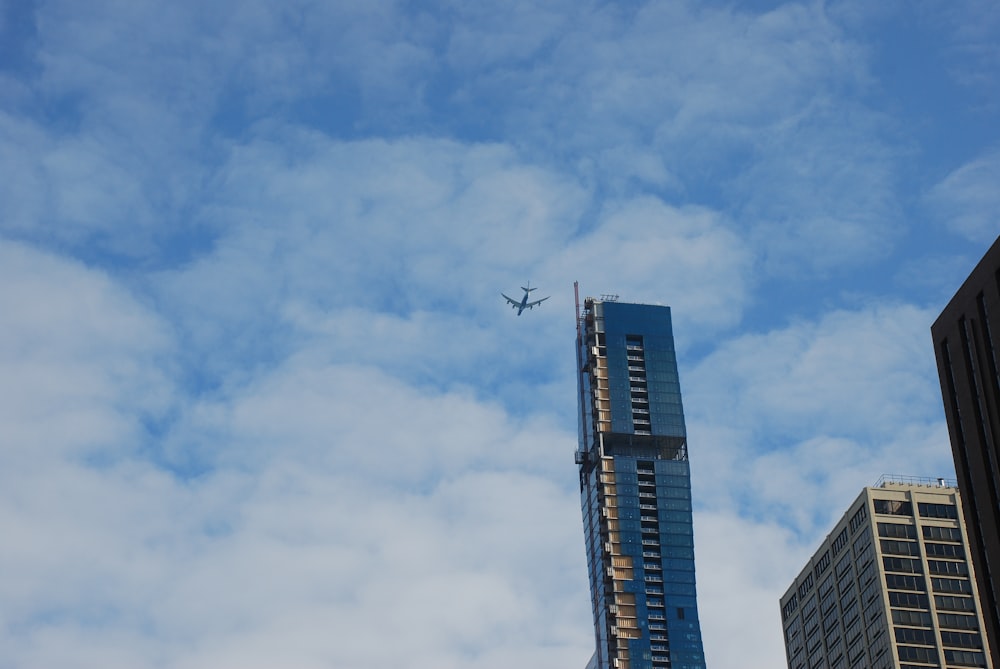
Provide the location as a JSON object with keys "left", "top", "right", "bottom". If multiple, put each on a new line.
{"left": 1, "top": 0, "right": 998, "bottom": 667}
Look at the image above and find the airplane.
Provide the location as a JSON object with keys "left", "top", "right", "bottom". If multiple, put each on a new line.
{"left": 502, "top": 282, "right": 550, "bottom": 315}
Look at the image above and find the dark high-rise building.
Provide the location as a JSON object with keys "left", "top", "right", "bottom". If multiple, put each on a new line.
{"left": 932, "top": 235, "right": 1000, "bottom": 666}
{"left": 575, "top": 294, "right": 706, "bottom": 669}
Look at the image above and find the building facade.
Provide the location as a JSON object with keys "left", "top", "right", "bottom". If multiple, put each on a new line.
{"left": 931, "top": 235, "right": 1000, "bottom": 666}
{"left": 780, "top": 479, "right": 994, "bottom": 669}
{"left": 575, "top": 296, "right": 706, "bottom": 669}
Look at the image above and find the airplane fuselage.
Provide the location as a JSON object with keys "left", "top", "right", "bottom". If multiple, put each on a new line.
{"left": 502, "top": 283, "right": 549, "bottom": 315}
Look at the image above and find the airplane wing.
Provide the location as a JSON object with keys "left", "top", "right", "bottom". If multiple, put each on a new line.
{"left": 501, "top": 293, "right": 520, "bottom": 307}
{"left": 525, "top": 296, "right": 550, "bottom": 309}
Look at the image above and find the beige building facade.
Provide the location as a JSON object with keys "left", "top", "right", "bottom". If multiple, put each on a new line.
{"left": 780, "top": 478, "right": 993, "bottom": 669}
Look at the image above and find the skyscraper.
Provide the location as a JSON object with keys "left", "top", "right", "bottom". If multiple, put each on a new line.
{"left": 779, "top": 478, "right": 994, "bottom": 669}
{"left": 931, "top": 235, "right": 1000, "bottom": 666}
{"left": 575, "top": 293, "right": 706, "bottom": 669}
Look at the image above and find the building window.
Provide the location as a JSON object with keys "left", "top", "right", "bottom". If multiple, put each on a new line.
{"left": 935, "top": 595, "right": 976, "bottom": 612}
{"left": 781, "top": 595, "right": 799, "bottom": 621}
{"left": 841, "top": 598, "right": 860, "bottom": 627}
{"left": 814, "top": 550, "right": 831, "bottom": 578}
{"left": 932, "top": 577, "right": 973, "bottom": 594}
{"left": 924, "top": 542, "right": 965, "bottom": 558}
{"left": 784, "top": 618, "right": 802, "bottom": 646}
{"left": 864, "top": 596, "right": 884, "bottom": 626}
{"left": 888, "top": 591, "right": 930, "bottom": 609}
{"left": 832, "top": 528, "right": 850, "bottom": 556}
{"left": 849, "top": 504, "right": 868, "bottom": 533}
{"left": 798, "top": 573, "right": 815, "bottom": 599}
{"left": 818, "top": 574, "right": 835, "bottom": 599}
{"left": 928, "top": 559, "right": 968, "bottom": 576}
{"left": 885, "top": 573, "right": 926, "bottom": 591}
{"left": 820, "top": 589, "right": 838, "bottom": 617}
{"left": 895, "top": 627, "right": 936, "bottom": 645}
{"left": 801, "top": 595, "right": 818, "bottom": 621}
{"left": 877, "top": 522, "right": 916, "bottom": 539}
{"left": 940, "top": 630, "right": 983, "bottom": 649}
{"left": 856, "top": 542, "right": 875, "bottom": 574}
{"left": 883, "top": 556, "right": 923, "bottom": 574}
{"left": 943, "top": 649, "right": 987, "bottom": 667}
{"left": 917, "top": 502, "right": 958, "bottom": 519}
{"left": 923, "top": 525, "right": 962, "bottom": 542}
{"left": 860, "top": 579, "right": 881, "bottom": 605}
{"left": 823, "top": 607, "right": 840, "bottom": 636}
{"left": 873, "top": 499, "right": 912, "bottom": 516}
{"left": 853, "top": 527, "right": 873, "bottom": 554}
{"left": 891, "top": 609, "right": 931, "bottom": 627}
{"left": 837, "top": 566, "right": 855, "bottom": 598}
{"left": 836, "top": 554, "right": 853, "bottom": 578}
{"left": 896, "top": 645, "right": 937, "bottom": 663}
{"left": 938, "top": 612, "right": 978, "bottom": 630}
{"left": 880, "top": 539, "right": 919, "bottom": 556}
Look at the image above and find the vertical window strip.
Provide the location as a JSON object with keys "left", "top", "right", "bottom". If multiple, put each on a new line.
{"left": 974, "top": 292, "right": 1000, "bottom": 519}
{"left": 964, "top": 309, "right": 1000, "bottom": 633}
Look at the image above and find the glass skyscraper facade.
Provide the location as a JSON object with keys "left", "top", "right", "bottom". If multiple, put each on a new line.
{"left": 575, "top": 296, "right": 707, "bottom": 669}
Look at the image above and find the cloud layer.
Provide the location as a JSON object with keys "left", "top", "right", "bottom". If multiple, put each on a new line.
{"left": 1, "top": 1, "right": 997, "bottom": 667}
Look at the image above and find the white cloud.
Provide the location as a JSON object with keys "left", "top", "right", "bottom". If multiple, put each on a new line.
{"left": 0, "top": 241, "right": 190, "bottom": 665}
{"left": 442, "top": 0, "right": 576, "bottom": 71}
{"left": 0, "top": 240, "right": 174, "bottom": 460}
{"left": 927, "top": 149, "right": 1000, "bottom": 243}
{"left": 0, "top": 108, "right": 208, "bottom": 258}
{"left": 686, "top": 302, "right": 942, "bottom": 442}
{"left": 139, "top": 133, "right": 591, "bottom": 399}
{"left": 32, "top": 0, "right": 441, "bottom": 136}
{"left": 695, "top": 511, "right": 805, "bottom": 669}
{"left": 12, "top": 0, "right": 906, "bottom": 278}
{"left": 450, "top": 1, "right": 902, "bottom": 273}
{"left": 0, "top": 276, "right": 593, "bottom": 667}
{"left": 931, "top": 1, "right": 1000, "bottom": 106}
{"left": 159, "top": 133, "right": 584, "bottom": 300}
{"left": 553, "top": 196, "right": 754, "bottom": 335}
{"left": 733, "top": 102, "right": 901, "bottom": 274}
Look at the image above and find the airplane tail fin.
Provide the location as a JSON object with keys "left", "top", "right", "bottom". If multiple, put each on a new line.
{"left": 521, "top": 284, "right": 537, "bottom": 293}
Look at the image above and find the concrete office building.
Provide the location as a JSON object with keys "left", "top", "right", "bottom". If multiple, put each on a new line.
{"left": 780, "top": 478, "right": 993, "bottom": 669}
{"left": 575, "top": 293, "right": 706, "bottom": 669}
{"left": 932, "top": 235, "right": 1000, "bottom": 666}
